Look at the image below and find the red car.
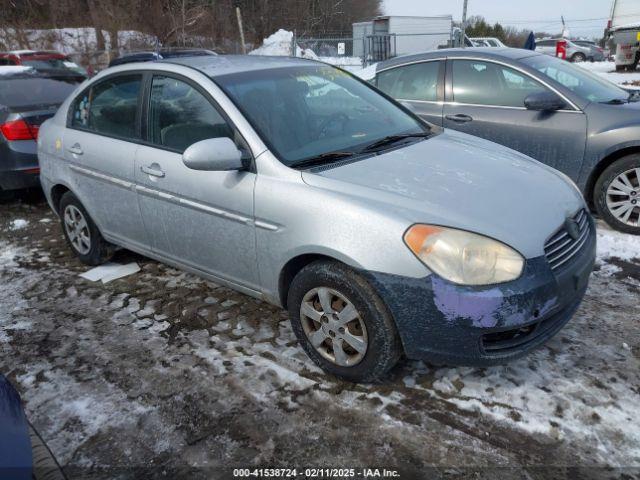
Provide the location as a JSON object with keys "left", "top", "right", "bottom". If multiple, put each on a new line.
{"left": 0, "top": 50, "right": 88, "bottom": 77}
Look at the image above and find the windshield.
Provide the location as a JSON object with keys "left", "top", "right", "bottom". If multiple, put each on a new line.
{"left": 215, "top": 64, "right": 429, "bottom": 166}
{"left": 522, "top": 55, "right": 628, "bottom": 104}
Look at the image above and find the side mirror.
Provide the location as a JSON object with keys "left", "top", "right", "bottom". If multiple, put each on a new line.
{"left": 182, "top": 137, "right": 245, "bottom": 171}
{"left": 524, "top": 91, "right": 566, "bottom": 111}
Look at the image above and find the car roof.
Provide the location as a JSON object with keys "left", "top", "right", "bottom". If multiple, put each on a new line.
{"left": 162, "top": 54, "right": 320, "bottom": 77}
{"left": 376, "top": 47, "right": 541, "bottom": 71}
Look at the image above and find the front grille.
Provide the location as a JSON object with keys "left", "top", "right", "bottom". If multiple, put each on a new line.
{"left": 544, "top": 209, "right": 590, "bottom": 271}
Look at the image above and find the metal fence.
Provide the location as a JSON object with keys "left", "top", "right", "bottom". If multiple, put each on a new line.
{"left": 294, "top": 31, "right": 453, "bottom": 67}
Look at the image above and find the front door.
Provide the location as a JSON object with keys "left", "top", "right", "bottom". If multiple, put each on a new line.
{"left": 375, "top": 60, "right": 445, "bottom": 126}
{"left": 443, "top": 59, "right": 587, "bottom": 179}
{"left": 64, "top": 73, "right": 149, "bottom": 250}
{"left": 134, "top": 74, "right": 258, "bottom": 289}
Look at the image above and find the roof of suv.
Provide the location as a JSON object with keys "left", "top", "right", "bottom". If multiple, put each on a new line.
{"left": 162, "top": 54, "right": 318, "bottom": 77}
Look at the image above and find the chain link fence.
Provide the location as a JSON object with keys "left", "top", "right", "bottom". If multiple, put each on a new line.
{"left": 294, "top": 31, "right": 453, "bottom": 67}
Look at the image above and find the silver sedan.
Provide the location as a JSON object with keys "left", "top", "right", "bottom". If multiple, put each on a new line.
{"left": 38, "top": 56, "right": 595, "bottom": 382}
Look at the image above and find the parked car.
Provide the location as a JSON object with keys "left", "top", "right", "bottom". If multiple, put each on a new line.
{"left": 535, "top": 38, "right": 592, "bottom": 62}
{"left": 0, "top": 375, "right": 66, "bottom": 480}
{"left": 573, "top": 40, "right": 606, "bottom": 62}
{"left": 38, "top": 56, "right": 595, "bottom": 382}
{"left": 370, "top": 48, "right": 640, "bottom": 234}
{"left": 108, "top": 48, "right": 216, "bottom": 67}
{"left": 0, "top": 50, "right": 87, "bottom": 78}
{"left": 0, "top": 67, "right": 84, "bottom": 196}
{"left": 470, "top": 37, "right": 506, "bottom": 48}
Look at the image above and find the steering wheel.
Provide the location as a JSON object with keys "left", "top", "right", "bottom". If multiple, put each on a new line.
{"left": 318, "top": 113, "right": 350, "bottom": 138}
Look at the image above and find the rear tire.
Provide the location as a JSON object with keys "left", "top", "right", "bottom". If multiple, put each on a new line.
{"left": 594, "top": 155, "right": 640, "bottom": 235}
{"left": 59, "top": 191, "right": 114, "bottom": 265}
{"left": 287, "top": 260, "right": 402, "bottom": 383}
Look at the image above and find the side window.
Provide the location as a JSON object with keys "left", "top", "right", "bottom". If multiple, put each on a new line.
{"left": 148, "top": 75, "right": 233, "bottom": 153}
{"left": 452, "top": 60, "right": 547, "bottom": 108}
{"left": 71, "top": 75, "right": 142, "bottom": 139}
{"left": 377, "top": 62, "right": 440, "bottom": 102}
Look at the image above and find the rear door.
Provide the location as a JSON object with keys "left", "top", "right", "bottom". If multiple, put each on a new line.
{"left": 375, "top": 60, "right": 445, "bottom": 126}
{"left": 63, "top": 73, "right": 149, "bottom": 250}
{"left": 442, "top": 58, "right": 587, "bottom": 178}
{"left": 134, "top": 73, "right": 258, "bottom": 289}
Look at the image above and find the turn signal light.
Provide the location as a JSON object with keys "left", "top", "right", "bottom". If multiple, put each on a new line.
{"left": 0, "top": 119, "right": 39, "bottom": 141}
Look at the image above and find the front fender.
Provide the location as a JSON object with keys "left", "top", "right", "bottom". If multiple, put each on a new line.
{"left": 254, "top": 174, "right": 429, "bottom": 304}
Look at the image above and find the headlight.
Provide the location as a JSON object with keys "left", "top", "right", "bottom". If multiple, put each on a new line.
{"left": 404, "top": 225, "right": 524, "bottom": 286}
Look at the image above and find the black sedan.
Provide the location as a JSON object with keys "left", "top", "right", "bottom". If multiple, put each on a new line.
{"left": 0, "top": 67, "right": 83, "bottom": 197}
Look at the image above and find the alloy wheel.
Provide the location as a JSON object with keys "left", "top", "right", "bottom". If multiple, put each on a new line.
{"left": 63, "top": 205, "right": 91, "bottom": 255}
{"left": 606, "top": 168, "right": 640, "bottom": 227}
{"left": 299, "top": 287, "right": 368, "bottom": 367}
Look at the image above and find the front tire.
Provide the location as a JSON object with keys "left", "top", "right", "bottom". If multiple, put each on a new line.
{"left": 59, "top": 191, "right": 115, "bottom": 265}
{"left": 594, "top": 155, "right": 640, "bottom": 234}
{"left": 287, "top": 261, "right": 402, "bottom": 383}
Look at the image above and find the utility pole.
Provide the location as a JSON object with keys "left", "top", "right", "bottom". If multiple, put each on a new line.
{"left": 461, "top": 0, "right": 469, "bottom": 47}
{"left": 236, "top": 5, "right": 246, "bottom": 54}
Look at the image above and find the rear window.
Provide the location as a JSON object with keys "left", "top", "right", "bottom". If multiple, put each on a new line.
{"left": 0, "top": 76, "right": 80, "bottom": 109}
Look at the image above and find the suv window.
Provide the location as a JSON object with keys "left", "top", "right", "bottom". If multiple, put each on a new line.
{"left": 148, "top": 75, "right": 233, "bottom": 153}
{"left": 377, "top": 62, "right": 440, "bottom": 102}
{"left": 71, "top": 74, "right": 142, "bottom": 139}
{"left": 452, "top": 60, "right": 547, "bottom": 108}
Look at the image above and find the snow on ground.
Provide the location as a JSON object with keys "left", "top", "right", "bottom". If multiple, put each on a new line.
{"left": 1, "top": 199, "right": 639, "bottom": 475}
{"left": 577, "top": 61, "right": 640, "bottom": 87}
{"left": 597, "top": 222, "right": 640, "bottom": 263}
{"left": 8, "top": 219, "right": 29, "bottom": 231}
{"left": 0, "top": 27, "right": 155, "bottom": 55}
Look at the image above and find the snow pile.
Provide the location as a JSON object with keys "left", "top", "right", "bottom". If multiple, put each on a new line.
{"left": 0, "top": 66, "right": 34, "bottom": 76}
{"left": 249, "top": 29, "right": 295, "bottom": 57}
{"left": 597, "top": 225, "right": 640, "bottom": 263}
{"left": 9, "top": 219, "right": 29, "bottom": 231}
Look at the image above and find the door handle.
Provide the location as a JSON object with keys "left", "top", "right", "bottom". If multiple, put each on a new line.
{"left": 445, "top": 114, "right": 473, "bottom": 123}
{"left": 67, "top": 143, "right": 83, "bottom": 155}
{"left": 140, "top": 165, "right": 165, "bottom": 178}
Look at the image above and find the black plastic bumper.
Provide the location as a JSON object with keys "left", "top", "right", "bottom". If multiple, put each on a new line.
{"left": 365, "top": 218, "right": 596, "bottom": 366}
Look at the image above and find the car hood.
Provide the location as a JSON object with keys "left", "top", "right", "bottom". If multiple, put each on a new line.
{"left": 301, "top": 130, "right": 585, "bottom": 259}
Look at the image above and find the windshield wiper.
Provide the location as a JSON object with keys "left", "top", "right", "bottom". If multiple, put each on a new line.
{"left": 290, "top": 151, "right": 357, "bottom": 170}
{"left": 360, "top": 132, "right": 431, "bottom": 153}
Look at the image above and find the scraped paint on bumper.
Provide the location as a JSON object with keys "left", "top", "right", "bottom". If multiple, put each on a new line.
{"left": 366, "top": 219, "right": 596, "bottom": 366}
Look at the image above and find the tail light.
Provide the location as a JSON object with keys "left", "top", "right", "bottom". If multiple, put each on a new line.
{"left": 0, "top": 118, "right": 39, "bottom": 141}
{"left": 607, "top": 20, "right": 612, "bottom": 29}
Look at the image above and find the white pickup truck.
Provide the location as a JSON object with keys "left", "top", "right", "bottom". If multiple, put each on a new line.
{"left": 608, "top": 0, "right": 640, "bottom": 71}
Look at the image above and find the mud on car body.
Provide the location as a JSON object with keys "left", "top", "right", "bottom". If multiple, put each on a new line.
{"left": 37, "top": 55, "right": 595, "bottom": 382}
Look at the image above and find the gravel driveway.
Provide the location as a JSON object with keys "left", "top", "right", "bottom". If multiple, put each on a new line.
{"left": 1, "top": 194, "right": 639, "bottom": 479}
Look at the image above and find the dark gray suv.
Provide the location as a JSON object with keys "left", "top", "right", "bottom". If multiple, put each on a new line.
{"left": 370, "top": 48, "right": 640, "bottom": 234}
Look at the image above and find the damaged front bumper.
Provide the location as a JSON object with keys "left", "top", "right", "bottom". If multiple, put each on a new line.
{"left": 366, "top": 218, "right": 596, "bottom": 366}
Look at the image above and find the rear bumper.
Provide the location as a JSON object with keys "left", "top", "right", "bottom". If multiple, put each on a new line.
{"left": 0, "top": 139, "right": 40, "bottom": 191}
{"left": 365, "top": 217, "right": 596, "bottom": 366}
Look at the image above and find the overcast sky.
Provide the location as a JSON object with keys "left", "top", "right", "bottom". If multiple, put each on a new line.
{"left": 383, "top": 0, "right": 612, "bottom": 39}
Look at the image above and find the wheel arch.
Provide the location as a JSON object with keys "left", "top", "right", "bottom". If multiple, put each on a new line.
{"left": 586, "top": 146, "right": 640, "bottom": 208}
{"left": 278, "top": 253, "right": 352, "bottom": 309}
{"left": 50, "top": 183, "right": 72, "bottom": 214}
